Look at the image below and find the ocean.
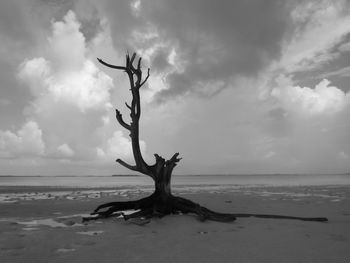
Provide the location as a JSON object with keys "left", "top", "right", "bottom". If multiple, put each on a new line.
{"left": 0, "top": 174, "right": 349, "bottom": 188}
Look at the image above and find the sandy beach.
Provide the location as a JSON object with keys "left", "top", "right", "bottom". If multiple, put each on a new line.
{"left": 1, "top": 185, "right": 349, "bottom": 263}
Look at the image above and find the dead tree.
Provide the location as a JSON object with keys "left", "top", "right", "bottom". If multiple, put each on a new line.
{"left": 83, "top": 53, "right": 328, "bottom": 223}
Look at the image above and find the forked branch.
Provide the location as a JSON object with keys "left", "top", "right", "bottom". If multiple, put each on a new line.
{"left": 97, "top": 53, "right": 152, "bottom": 177}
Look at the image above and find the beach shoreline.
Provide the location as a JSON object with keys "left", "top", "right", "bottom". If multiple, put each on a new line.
{"left": 1, "top": 185, "right": 349, "bottom": 263}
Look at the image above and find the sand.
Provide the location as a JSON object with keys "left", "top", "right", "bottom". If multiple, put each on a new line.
{"left": 0, "top": 185, "right": 349, "bottom": 263}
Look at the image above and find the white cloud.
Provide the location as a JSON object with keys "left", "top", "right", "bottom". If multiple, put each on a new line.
{"left": 57, "top": 143, "right": 74, "bottom": 158}
{"left": 271, "top": 79, "right": 347, "bottom": 117}
{"left": 0, "top": 121, "right": 45, "bottom": 158}
{"left": 97, "top": 131, "right": 146, "bottom": 162}
{"left": 48, "top": 10, "right": 86, "bottom": 72}
{"left": 19, "top": 12, "right": 113, "bottom": 113}
{"left": 13, "top": 10, "right": 123, "bottom": 163}
{"left": 18, "top": 57, "right": 50, "bottom": 96}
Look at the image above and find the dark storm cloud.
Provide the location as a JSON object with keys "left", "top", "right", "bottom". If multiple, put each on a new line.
{"left": 100, "top": 0, "right": 294, "bottom": 100}
{"left": 145, "top": 0, "right": 291, "bottom": 100}
{"left": 129, "top": 0, "right": 291, "bottom": 101}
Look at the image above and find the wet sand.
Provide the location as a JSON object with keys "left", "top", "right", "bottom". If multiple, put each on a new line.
{"left": 1, "top": 185, "right": 349, "bottom": 263}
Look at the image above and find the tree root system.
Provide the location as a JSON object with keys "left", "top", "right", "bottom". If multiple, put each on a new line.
{"left": 82, "top": 192, "right": 328, "bottom": 223}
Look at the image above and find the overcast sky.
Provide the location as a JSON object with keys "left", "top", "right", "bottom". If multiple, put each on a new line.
{"left": 1, "top": 0, "right": 350, "bottom": 175}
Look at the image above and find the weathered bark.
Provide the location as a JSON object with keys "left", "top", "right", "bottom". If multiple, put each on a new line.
{"left": 83, "top": 53, "right": 328, "bottom": 224}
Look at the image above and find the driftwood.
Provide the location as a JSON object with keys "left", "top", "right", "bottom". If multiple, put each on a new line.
{"left": 83, "top": 53, "right": 328, "bottom": 224}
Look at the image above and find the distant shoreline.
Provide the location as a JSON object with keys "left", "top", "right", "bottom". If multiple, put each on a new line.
{"left": 0, "top": 173, "right": 349, "bottom": 177}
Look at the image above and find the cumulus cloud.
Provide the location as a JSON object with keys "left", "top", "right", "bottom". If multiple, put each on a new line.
{"left": 96, "top": 131, "right": 146, "bottom": 162}
{"left": 18, "top": 57, "right": 50, "bottom": 96}
{"left": 260, "top": 76, "right": 350, "bottom": 173}
{"left": 48, "top": 10, "right": 86, "bottom": 71}
{"left": 57, "top": 143, "right": 74, "bottom": 158}
{"left": 0, "top": 121, "right": 45, "bottom": 158}
{"left": 271, "top": 79, "right": 347, "bottom": 116}
{"left": 3, "top": 10, "right": 143, "bottom": 164}
{"left": 19, "top": 11, "right": 113, "bottom": 113}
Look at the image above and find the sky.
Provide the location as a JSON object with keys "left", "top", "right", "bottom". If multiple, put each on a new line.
{"left": 0, "top": 0, "right": 350, "bottom": 175}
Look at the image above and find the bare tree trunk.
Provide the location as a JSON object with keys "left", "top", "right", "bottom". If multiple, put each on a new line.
{"left": 83, "top": 53, "right": 328, "bottom": 224}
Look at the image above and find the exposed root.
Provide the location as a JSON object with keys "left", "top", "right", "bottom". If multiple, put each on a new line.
{"left": 82, "top": 194, "right": 328, "bottom": 223}
{"left": 230, "top": 214, "right": 328, "bottom": 222}
{"left": 123, "top": 208, "right": 154, "bottom": 220}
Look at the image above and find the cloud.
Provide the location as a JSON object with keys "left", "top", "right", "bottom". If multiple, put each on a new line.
{"left": 2, "top": 2, "right": 350, "bottom": 175}
{"left": 338, "top": 41, "right": 350, "bottom": 53}
{"left": 10, "top": 10, "right": 143, "bottom": 164}
{"left": 318, "top": 66, "right": 350, "bottom": 79}
{"left": 0, "top": 121, "right": 45, "bottom": 158}
{"left": 18, "top": 11, "right": 113, "bottom": 113}
{"left": 99, "top": 0, "right": 292, "bottom": 100}
{"left": 271, "top": 79, "right": 347, "bottom": 117}
{"left": 276, "top": 0, "right": 350, "bottom": 73}
{"left": 261, "top": 77, "right": 350, "bottom": 173}
{"left": 96, "top": 131, "right": 146, "bottom": 162}
{"left": 48, "top": 10, "right": 86, "bottom": 71}
{"left": 57, "top": 143, "right": 74, "bottom": 158}
{"left": 18, "top": 57, "right": 50, "bottom": 96}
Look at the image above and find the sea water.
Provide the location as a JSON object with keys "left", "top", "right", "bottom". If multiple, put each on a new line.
{"left": 0, "top": 174, "right": 349, "bottom": 188}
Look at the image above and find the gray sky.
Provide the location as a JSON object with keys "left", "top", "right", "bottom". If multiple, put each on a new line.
{"left": 1, "top": 0, "right": 350, "bottom": 175}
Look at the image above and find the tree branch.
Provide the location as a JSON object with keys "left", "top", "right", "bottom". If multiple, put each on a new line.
{"left": 140, "top": 68, "right": 150, "bottom": 87}
{"left": 116, "top": 159, "right": 138, "bottom": 171}
{"left": 169, "top": 152, "right": 182, "bottom": 163}
{"left": 125, "top": 102, "right": 132, "bottom": 110}
{"left": 137, "top": 57, "right": 142, "bottom": 72}
{"left": 99, "top": 53, "right": 153, "bottom": 178}
{"left": 115, "top": 109, "right": 131, "bottom": 130}
{"left": 97, "top": 58, "right": 126, "bottom": 71}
